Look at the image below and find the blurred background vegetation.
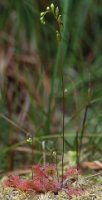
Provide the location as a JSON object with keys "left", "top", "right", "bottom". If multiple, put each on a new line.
{"left": 0, "top": 0, "right": 102, "bottom": 174}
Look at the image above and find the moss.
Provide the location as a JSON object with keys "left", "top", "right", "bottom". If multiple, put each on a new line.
{"left": 1, "top": 175, "right": 102, "bottom": 199}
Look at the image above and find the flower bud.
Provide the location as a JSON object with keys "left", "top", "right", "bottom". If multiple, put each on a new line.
{"left": 40, "top": 12, "right": 45, "bottom": 16}
{"left": 46, "top": 6, "right": 50, "bottom": 11}
{"left": 52, "top": 151, "right": 57, "bottom": 158}
{"left": 40, "top": 16, "right": 43, "bottom": 22}
{"left": 55, "top": 7, "right": 59, "bottom": 17}
{"left": 58, "top": 15, "right": 62, "bottom": 23}
{"left": 56, "top": 30, "right": 60, "bottom": 41}
{"left": 50, "top": 3, "right": 55, "bottom": 13}
{"left": 27, "top": 137, "right": 32, "bottom": 143}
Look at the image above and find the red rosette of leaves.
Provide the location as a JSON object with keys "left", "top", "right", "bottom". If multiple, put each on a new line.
{"left": 4, "top": 164, "right": 81, "bottom": 198}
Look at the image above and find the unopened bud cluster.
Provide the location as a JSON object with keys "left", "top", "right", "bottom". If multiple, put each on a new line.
{"left": 40, "top": 3, "right": 62, "bottom": 40}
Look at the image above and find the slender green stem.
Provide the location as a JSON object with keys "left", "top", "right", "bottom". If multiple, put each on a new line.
{"left": 44, "top": 0, "right": 70, "bottom": 135}
{"left": 79, "top": 103, "right": 89, "bottom": 151}
{"left": 55, "top": 153, "right": 59, "bottom": 183}
{"left": 79, "top": 88, "right": 91, "bottom": 162}
{"left": 42, "top": 141, "right": 46, "bottom": 165}
{"left": 76, "top": 128, "right": 79, "bottom": 169}
{"left": 31, "top": 132, "right": 34, "bottom": 179}
{"left": 61, "top": 69, "right": 65, "bottom": 187}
